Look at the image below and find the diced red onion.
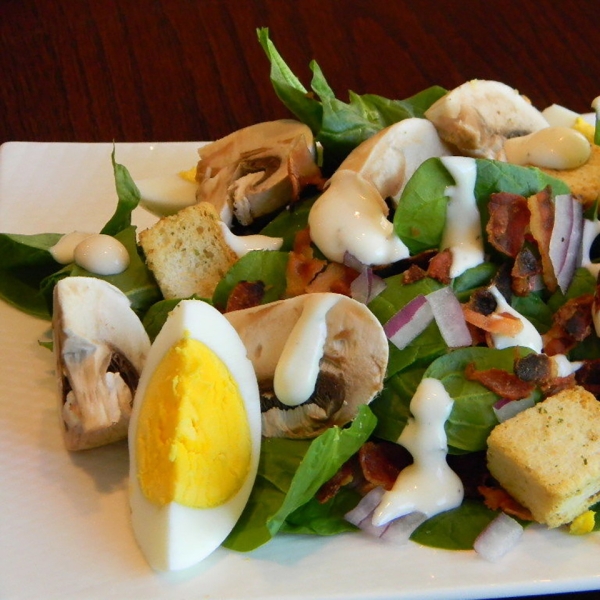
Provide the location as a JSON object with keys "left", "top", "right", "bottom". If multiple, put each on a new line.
{"left": 344, "top": 486, "right": 386, "bottom": 527}
{"left": 426, "top": 286, "right": 472, "bottom": 348}
{"left": 549, "top": 193, "right": 583, "bottom": 293}
{"left": 350, "top": 267, "right": 387, "bottom": 304}
{"left": 493, "top": 395, "right": 536, "bottom": 423}
{"left": 473, "top": 512, "right": 524, "bottom": 562}
{"left": 384, "top": 295, "right": 434, "bottom": 350}
{"left": 343, "top": 250, "right": 365, "bottom": 273}
{"left": 380, "top": 512, "right": 427, "bottom": 545}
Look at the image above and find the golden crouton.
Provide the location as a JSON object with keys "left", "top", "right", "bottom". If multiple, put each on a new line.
{"left": 487, "top": 386, "right": 600, "bottom": 528}
{"left": 539, "top": 144, "right": 600, "bottom": 207}
{"left": 139, "top": 202, "right": 237, "bottom": 300}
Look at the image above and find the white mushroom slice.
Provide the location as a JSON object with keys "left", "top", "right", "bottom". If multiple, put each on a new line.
{"left": 338, "top": 118, "right": 451, "bottom": 205}
{"left": 224, "top": 292, "right": 388, "bottom": 439}
{"left": 195, "top": 120, "right": 322, "bottom": 226}
{"left": 425, "top": 80, "right": 549, "bottom": 160}
{"left": 53, "top": 277, "right": 151, "bottom": 451}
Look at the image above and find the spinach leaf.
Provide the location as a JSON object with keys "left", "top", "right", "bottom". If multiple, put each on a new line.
{"left": 259, "top": 196, "right": 316, "bottom": 250}
{"left": 212, "top": 250, "right": 289, "bottom": 310}
{"left": 142, "top": 295, "right": 209, "bottom": 341}
{"left": 410, "top": 499, "right": 498, "bottom": 550}
{"left": 424, "top": 346, "right": 533, "bottom": 453}
{"left": 0, "top": 232, "right": 62, "bottom": 319}
{"left": 224, "top": 405, "right": 377, "bottom": 552}
{"left": 101, "top": 148, "right": 142, "bottom": 236}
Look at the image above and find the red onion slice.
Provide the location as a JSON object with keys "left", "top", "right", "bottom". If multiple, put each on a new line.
{"left": 549, "top": 193, "right": 583, "bottom": 293}
{"left": 344, "top": 486, "right": 386, "bottom": 527}
{"left": 493, "top": 395, "right": 536, "bottom": 423}
{"left": 380, "top": 512, "right": 427, "bottom": 545}
{"left": 426, "top": 286, "right": 472, "bottom": 348}
{"left": 350, "top": 267, "right": 387, "bottom": 304}
{"left": 473, "top": 512, "right": 524, "bottom": 562}
{"left": 384, "top": 295, "right": 433, "bottom": 350}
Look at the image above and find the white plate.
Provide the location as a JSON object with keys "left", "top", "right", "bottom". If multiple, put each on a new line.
{"left": 1, "top": 141, "right": 599, "bottom": 600}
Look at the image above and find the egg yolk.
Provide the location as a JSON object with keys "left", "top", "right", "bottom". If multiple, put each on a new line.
{"left": 136, "top": 336, "right": 252, "bottom": 509}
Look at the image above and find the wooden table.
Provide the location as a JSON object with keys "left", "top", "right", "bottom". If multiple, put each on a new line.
{"left": 1, "top": 1, "right": 599, "bottom": 598}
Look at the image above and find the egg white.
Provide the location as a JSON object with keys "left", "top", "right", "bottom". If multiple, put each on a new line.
{"left": 136, "top": 173, "right": 198, "bottom": 217}
{"left": 128, "top": 299, "right": 261, "bottom": 571}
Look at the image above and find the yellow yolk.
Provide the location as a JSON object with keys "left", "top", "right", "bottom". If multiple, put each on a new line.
{"left": 573, "top": 117, "right": 595, "bottom": 144}
{"left": 136, "top": 336, "right": 252, "bottom": 509}
{"left": 178, "top": 166, "right": 197, "bottom": 183}
{"left": 569, "top": 510, "right": 595, "bottom": 535}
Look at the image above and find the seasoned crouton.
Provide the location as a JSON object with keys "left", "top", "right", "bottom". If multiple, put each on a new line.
{"left": 139, "top": 201, "right": 237, "bottom": 300}
{"left": 487, "top": 386, "right": 600, "bottom": 528}
{"left": 539, "top": 144, "right": 600, "bottom": 207}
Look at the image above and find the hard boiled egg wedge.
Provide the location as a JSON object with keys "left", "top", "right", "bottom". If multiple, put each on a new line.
{"left": 128, "top": 299, "right": 261, "bottom": 571}
{"left": 135, "top": 167, "right": 198, "bottom": 217}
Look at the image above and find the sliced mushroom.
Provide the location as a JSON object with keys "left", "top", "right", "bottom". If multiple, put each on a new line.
{"left": 53, "top": 277, "right": 151, "bottom": 451}
{"left": 224, "top": 292, "right": 388, "bottom": 438}
{"left": 425, "top": 80, "right": 549, "bottom": 160}
{"left": 338, "top": 117, "right": 451, "bottom": 205}
{"left": 195, "top": 119, "right": 323, "bottom": 226}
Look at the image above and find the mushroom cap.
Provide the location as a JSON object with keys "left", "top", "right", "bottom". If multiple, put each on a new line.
{"left": 53, "top": 276, "right": 150, "bottom": 451}
{"left": 195, "top": 119, "right": 321, "bottom": 226}
{"left": 425, "top": 80, "right": 549, "bottom": 160}
{"left": 224, "top": 293, "right": 388, "bottom": 438}
{"left": 339, "top": 118, "right": 451, "bottom": 204}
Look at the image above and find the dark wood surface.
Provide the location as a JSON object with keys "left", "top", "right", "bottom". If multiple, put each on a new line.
{"left": 1, "top": 1, "right": 599, "bottom": 598}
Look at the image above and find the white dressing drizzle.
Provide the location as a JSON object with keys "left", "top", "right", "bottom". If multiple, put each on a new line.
{"left": 73, "top": 234, "right": 130, "bottom": 275}
{"left": 488, "top": 285, "right": 543, "bottom": 353}
{"left": 218, "top": 222, "right": 283, "bottom": 257}
{"left": 551, "top": 354, "right": 582, "bottom": 377}
{"left": 440, "top": 156, "right": 484, "bottom": 278}
{"left": 372, "top": 378, "right": 463, "bottom": 526}
{"left": 308, "top": 169, "right": 410, "bottom": 266}
{"left": 504, "top": 126, "right": 591, "bottom": 170}
{"left": 273, "top": 293, "right": 341, "bottom": 407}
{"left": 49, "top": 231, "right": 94, "bottom": 264}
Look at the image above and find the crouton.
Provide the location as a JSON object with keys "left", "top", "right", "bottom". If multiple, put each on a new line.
{"left": 139, "top": 202, "right": 237, "bottom": 300}
{"left": 539, "top": 144, "right": 600, "bottom": 207}
{"left": 487, "top": 386, "right": 600, "bottom": 528}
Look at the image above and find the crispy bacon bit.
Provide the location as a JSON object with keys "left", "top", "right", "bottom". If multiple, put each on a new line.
{"left": 316, "top": 457, "right": 357, "bottom": 504}
{"left": 575, "top": 359, "right": 600, "bottom": 398}
{"left": 469, "top": 288, "right": 497, "bottom": 315}
{"left": 527, "top": 187, "right": 557, "bottom": 292}
{"left": 511, "top": 246, "right": 542, "bottom": 296}
{"left": 427, "top": 248, "right": 453, "bottom": 284}
{"left": 225, "top": 281, "right": 265, "bottom": 312}
{"left": 543, "top": 294, "right": 594, "bottom": 356}
{"left": 478, "top": 485, "right": 534, "bottom": 521}
{"left": 358, "top": 441, "right": 412, "bottom": 492}
{"left": 514, "top": 353, "right": 554, "bottom": 382}
{"left": 306, "top": 261, "right": 357, "bottom": 295}
{"left": 486, "top": 192, "right": 530, "bottom": 257}
{"left": 539, "top": 374, "right": 577, "bottom": 397}
{"left": 284, "top": 228, "right": 327, "bottom": 297}
{"left": 465, "top": 362, "right": 535, "bottom": 400}
{"left": 403, "top": 264, "right": 428, "bottom": 284}
{"left": 463, "top": 306, "right": 524, "bottom": 337}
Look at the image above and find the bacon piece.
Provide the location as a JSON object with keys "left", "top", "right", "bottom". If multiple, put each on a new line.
{"left": 316, "top": 457, "right": 357, "bottom": 503}
{"left": 514, "top": 353, "right": 554, "bottom": 382}
{"left": 358, "top": 441, "right": 412, "bottom": 491}
{"left": 486, "top": 192, "right": 530, "bottom": 257}
{"left": 543, "top": 294, "right": 594, "bottom": 356}
{"left": 225, "top": 280, "right": 265, "bottom": 312}
{"left": 427, "top": 248, "right": 453, "bottom": 284}
{"left": 284, "top": 228, "right": 327, "bottom": 297}
{"left": 465, "top": 362, "right": 535, "bottom": 400}
{"left": 511, "top": 246, "right": 542, "bottom": 296}
{"left": 305, "top": 261, "right": 357, "bottom": 296}
{"left": 403, "top": 264, "right": 428, "bottom": 284}
{"left": 527, "top": 187, "right": 557, "bottom": 292}
{"left": 575, "top": 359, "right": 600, "bottom": 397}
{"left": 463, "top": 306, "right": 524, "bottom": 336}
{"left": 478, "top": 485, "right": 534, "bottom": 521}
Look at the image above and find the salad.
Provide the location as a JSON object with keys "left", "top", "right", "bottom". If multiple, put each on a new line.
{"left": 3, "top": 26, "right": 600, "bottom": 572}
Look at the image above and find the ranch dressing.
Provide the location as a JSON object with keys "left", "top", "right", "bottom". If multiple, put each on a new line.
{"left": 504, "top": 126, "right": 591, "bottom": 170}
{"left": 372, "top": 377, "right": 463, "bottom": 526}
{"left": 440, "top": 157, "right": 484, "bottom": 278}
{"left": 308, "top": 169, "right": 410, "bottom": 266}
{"left": 49, "top": 231, "right": 94, "bottom": 264}
{"left": 488, "top": 285, "right": 543, "bottom": 353}
{"left": 273, "top": 293, "right": 341, "bottom": 407}
{"left": 219, "top": 223, "right": 283, "bottom": 257}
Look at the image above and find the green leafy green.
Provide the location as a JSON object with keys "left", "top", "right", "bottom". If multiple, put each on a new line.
{"left": 224, "top": 405, "right": 377, "bottom": 552}
{"left": 0, "top": 232, "right": 62, "bottom": 319}
{"left": 212, "top": 250, "right": 289, "bottom": 310}
{"left": 142, "top": 295, "right": 209, "bottom": 341}
{"left": 259, "top": 196, "right": 316, "bottom": 250}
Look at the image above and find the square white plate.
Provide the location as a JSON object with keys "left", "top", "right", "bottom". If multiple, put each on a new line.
{"left": 1, "top": 141, "right": 599, "bottom": 600}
